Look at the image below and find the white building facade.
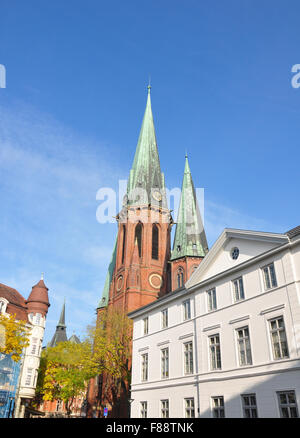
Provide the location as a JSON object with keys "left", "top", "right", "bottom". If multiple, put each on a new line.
{"left": 129, "top": 227, "right": 300, "bottom": 418}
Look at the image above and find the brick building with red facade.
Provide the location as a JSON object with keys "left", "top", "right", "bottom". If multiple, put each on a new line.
{"left": 87, "top": 87, "right": 208, "bottom": 417}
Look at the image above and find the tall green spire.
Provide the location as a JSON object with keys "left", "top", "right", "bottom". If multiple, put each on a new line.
{"left": 171, "top": 155, "right": 208, "bottom": 260}
{"left": 126, "top": 86, "right": 167, "bottom": 208}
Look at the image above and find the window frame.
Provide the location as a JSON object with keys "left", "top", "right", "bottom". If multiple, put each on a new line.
{"left": 140, "top": 401, "right": 148, "bottom": 418}
{"left": 161, "top": 308, "right": 168, "bottom": 329}
{"left": 141, "top": 353, "right": 149, "bottom": 382}
{"left": 211, "top": 396, "right": 225, "bottom": 418}
{"left": 269, "top": 316, "right": 289, "bottom": 360}
{"left": 277, "top": 391, "right": 299, "bottom": 418}
{"left": 182, "top": 299, "right": 191, "bottom": 321}
{"left": 207, "top": 288, "right": 217, "bottom": 312}
{"left": 161, "top": 399, "right": 169, "bottom": 418}
{"left": 262, "top": 262, "right": 277, "bottom": 290}
{"left": 236, "top": 326, "right": 252, "bottom": 366}
{"left": 209, "top": 334, "right": 222, "bottom": 370}
{"left": 232, "top": 277, "right": 245, "bottom": 302}
{"left": 241, "top": 393, "right": 258, "bottom": 418}
{"left": 161, "top": 347, "right": 169, "bottom": 379}
{"left": 183, "top": 341, "right": 194, "bottom": 375}
{"left": 184, "top": 398, "right": 195, "bottom": 418}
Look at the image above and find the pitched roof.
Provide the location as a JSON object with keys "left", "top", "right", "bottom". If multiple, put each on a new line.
{"left": 171, "top": 155, "right": 208, "bottom": 260}
{"left": 0, "top": 283, "right": 28, "bottom": 322}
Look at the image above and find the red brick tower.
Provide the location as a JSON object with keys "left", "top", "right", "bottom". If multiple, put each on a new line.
{"left": 98, "top": 85, "right": 172, "bottom": 315}
{"left": 87, "top": 86, "right": 173, "bottom": 418}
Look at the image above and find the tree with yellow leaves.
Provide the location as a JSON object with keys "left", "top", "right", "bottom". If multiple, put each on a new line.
{"left": 0, "top": 313, "right": 30, "bottom": 362}
{"left": 88, "top": 307, "right": 133, "bottom": 417}
{"left": 35, "top": 340, "right": 98, "bottom": 417}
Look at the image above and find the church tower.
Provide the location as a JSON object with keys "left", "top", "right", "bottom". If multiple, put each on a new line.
{"left": 97, "top": 86, "right": 172, "bottom": 315}
{"left": 170, "top": 155, "right": 208, "bottom": 290}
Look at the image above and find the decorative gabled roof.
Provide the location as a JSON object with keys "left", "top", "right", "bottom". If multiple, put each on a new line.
{"left": 125, "top": 86, "right": 167, "bottom": 209}
{"left": 171, "top": 155, "right": 208, "bottom": 260}
{"left": 97, "top": 237, "right": 117, "bottom": 309}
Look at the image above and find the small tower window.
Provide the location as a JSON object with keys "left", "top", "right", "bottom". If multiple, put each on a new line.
{"left": 152, "top": 224, "right": 159, "bottom": 260}
{"left": 177, "top": 267, "right": 185, "bottom": 288}
{"left": 177, "top": 245, "right": 181, "bottom": 252}
{"left": 135, "top": 223, "right": 142, "bottom": 258}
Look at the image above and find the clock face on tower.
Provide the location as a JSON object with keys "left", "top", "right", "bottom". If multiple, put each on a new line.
{"left": 152, "top": 190, "right": 162, "bottom": 202}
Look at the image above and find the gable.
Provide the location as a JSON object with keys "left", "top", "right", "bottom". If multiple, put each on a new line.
{"left": 186, "top": 229, "right": 288, "bottom": 288}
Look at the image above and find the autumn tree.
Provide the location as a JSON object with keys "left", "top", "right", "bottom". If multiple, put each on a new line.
{"left": 36, "top": 340, "right": 98, "bottom": 417}
{"left": 88, "top": 307, "right": 133, "bottom": 416}
{"left": 0, "top": 313, "right": 30, "bottom": 362}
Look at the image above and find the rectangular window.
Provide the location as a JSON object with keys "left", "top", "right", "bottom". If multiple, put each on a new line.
{"left": 161, "top": 399, "right": 169, "bottom": 418}
{"left": 31, "top": 337, "right": 38, "bottom": 355}
{"left": 232, "top": 277, "right": 245, "bottom": 302}
{"left": 141, "top": 353, "right": 148, "bottom": 381}
{"left": 161, "top": 309, "right": 168, "bottom": 329}
{"left": 161, "top": 348, "right": 169, "bottom": 379}
{"left": 269, "top": 316, "right": 289, "bottom": 360}
{"left": 183, "top": 299, "right": 191, "bottom": 320}
{"left": 277, "top": 391, "right": 299, "bottom": 418}
{"left": 262, "top": 263, "right": 277, "bottom": 290}
{"left": 184, "top": 342, "right": 194, "bottom": 375}
{"left": 184, "top": 398, "right": 195, "bottom": 418}
{"left": 212, "top": 396, "right": 225, "bottom": 418}
{"left": 35, "top": 313, "right": 41, "bottom": 325}
{"left": 236, "top": 327, "right": 252, "bottom": 366}
{"left": 143, "top": 317, "right": 148, "bottom": 335}
{"left": 140, "top": 401, "right": 147, "bottom": 418}
{"left": 242, "top": 394, "right": 258, "bottom": 418}
{"left": 207, "top": 288, "right": 217, "bottom": 311}
{"left": 25, "top": 368, "right": 33, "bottom": 386}
{"left": 209, "top": 335, "right": 222, "bottom": 370}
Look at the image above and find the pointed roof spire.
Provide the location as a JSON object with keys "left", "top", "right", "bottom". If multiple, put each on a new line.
{"left": 58, "top": 298, "right": 66, "bottom": 327}
{"left": 171, "top": 155, "right": 209, "bottom": 260}
{"left": 126, "top": 85, "right": 167, "bottom": 209}
{"left": 48, "top": 300, "right": 68, "bottom": 347}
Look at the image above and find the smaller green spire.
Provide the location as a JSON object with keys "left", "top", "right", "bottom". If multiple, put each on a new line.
{"left": 171, "top": 155, "right": 208, "bottom": 260}
{"left": 97, "top": 237, "right": 118, "bottom": 309}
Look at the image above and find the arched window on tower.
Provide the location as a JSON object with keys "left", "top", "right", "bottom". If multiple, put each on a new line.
{"left": 177, "top": 267, "right": 185, "bottom": 289}
{"left": 121, "top": 225, "right": 126, "bottom": 264}
{"left": 135, "top": 222, "right": 142, "bottom": 258}
{"left": 152, "top": 224, "right": 159, "bottom": 260}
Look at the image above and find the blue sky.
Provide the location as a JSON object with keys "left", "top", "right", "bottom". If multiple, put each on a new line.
{"left": 0, "top": 0, "right": 300, "bottom": 344}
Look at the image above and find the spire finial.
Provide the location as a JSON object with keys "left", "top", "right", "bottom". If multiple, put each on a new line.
{"left": 41, "top": 272, "right": 44, "bottom": 280}
{"left": 185, "top": 149, "right": 188, "bottom": 159}
{"left": 147, "top": 75, "right": 151, "bottom": 93}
